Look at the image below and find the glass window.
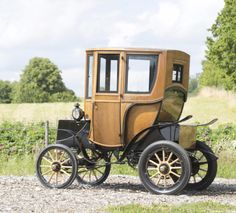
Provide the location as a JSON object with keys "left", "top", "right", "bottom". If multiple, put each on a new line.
{"left": 172, "top": 64, "right": 183, "bottom": 83}
{"left": 158, "top": 88, "right": 185, "bottom": 122}
{"left": 97, "top": 54, "right": 119, "bottom": 93}
{"left": 126, "top": 55, "right": 158, "bottom": 93}
{"left": 86, "top": 55, "right": 93, "bottom": 98}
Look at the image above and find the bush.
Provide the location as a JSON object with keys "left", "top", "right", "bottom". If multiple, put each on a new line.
{"left": 0, "top": 121, "right": 56, "bottom": 156}
{"left": 197, "top": 123, "right": 236, "bottom": 153}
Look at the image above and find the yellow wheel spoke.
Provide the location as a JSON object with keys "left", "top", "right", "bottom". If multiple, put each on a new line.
{"left": 163, "top": 175, "right": 167, "bottom": 187}
{"left": 55, "top": 150, "right": 58, "bottom": 161}
{"left": 162, "top": 149, "right": 165, "bottom": 161}
{"left": 61, "top": 165, "right": 72, "bottom": 169}
{"left": 60, "top": 169, "right": 71, "bottom": 176}
{"left": 148, "top": 159, "right": 159, "bottom": 167}
{"left": 42, "top": 156, "right": 53, "bottom": 164}
{"left": 48, "top": 151, "right": 55, "bottom": 162}
{"left": 150, "top": 171, "right": 159, "bottom": 179}
{"left": 40, "top": 164, "right": 51, "bottom": 168}
{"left": 170, "top": 158, "right": 180, "bottom": 165}
{"left": 171, "top": 166, "right": 182, "bottom": 170}
{"left": 59, "top": 152, "right": 65, "bottom": 162}
{"left": 156, "top": 175, "right": 162, "bottom": 185}
{"left": 61, "top": 158, "right": 70, "bottom": 165}
{"left": 42, "top": 169, "right": 53, "bottom": 176}
{"left": 170, "top": 171, "right": 180, "bottom": 178}
{"left": 167, "top": 152, "right": 173, "bottom": 162}
{"left": 147, "top": 167, "right": 158, "bottom": 171}
{"left": 154, "top": 153, "right": 161, "bottom": 163}
{"left": 48, "top": 172, "right": 56, "bottom": 183}
{"left": 56, "top": 172, "right": 58, "bottom": 185}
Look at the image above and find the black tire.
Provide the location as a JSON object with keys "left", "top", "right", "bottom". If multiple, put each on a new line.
{"left": 36, "top": 144, "right": 78, "bottom": 189}
{"left": 76, "top": 149, "right": 111, "bottom": 186}
{"left": 187, "top": 141, "right": 217, "bottom": 190}
{"left": 138, "top": 141, "right": 191, "bottom": 195}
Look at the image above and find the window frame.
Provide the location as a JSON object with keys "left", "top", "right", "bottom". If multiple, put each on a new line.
{"left": 86, "top": 54, "right": 94, "bottom": 99}
{"left": 125, "top": 54, "right": 158, "bottom": 94}
{"left": 96, "top": 54, "right": 120, "bottom": 93}
{"left": 172, "top": 64, "right": 184, "bottom": 83}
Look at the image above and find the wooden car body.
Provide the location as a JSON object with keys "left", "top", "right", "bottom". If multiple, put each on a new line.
{"left": 83, "top": 48, "right": 190, "bottom": 148}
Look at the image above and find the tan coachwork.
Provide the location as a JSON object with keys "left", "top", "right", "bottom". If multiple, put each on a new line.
{"left": 84, "top": 48, "right": 190, "bottom": 147}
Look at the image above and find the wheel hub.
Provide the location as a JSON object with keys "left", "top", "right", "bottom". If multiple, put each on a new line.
{"left": 51, "top": 162, "right": 61, "bottom": 172}
{"left": 159, "top": 164, "right": 170, "bottom": 175}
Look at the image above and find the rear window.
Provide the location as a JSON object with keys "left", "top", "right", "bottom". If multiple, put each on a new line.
{"left": 172, "top": 64, "right": 183, "bottom": 83}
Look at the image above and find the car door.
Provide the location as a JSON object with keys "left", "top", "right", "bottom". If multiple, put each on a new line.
{"left": 93, "top": 53, "right": 122, "bottom": 147}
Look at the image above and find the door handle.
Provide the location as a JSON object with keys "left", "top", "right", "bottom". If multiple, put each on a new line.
{"left": 120, "top": 94, "right": 123, "bottom": 99}
{"left": 94, "top": 103, "right": 98, "bottom": 110}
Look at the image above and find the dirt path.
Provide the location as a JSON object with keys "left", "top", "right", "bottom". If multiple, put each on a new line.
{"left": 0, "top": 175, "right": 236, "bottom": 212}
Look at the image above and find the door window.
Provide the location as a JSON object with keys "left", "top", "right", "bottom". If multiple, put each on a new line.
{"left": 97, "top": 54, "right": 119, "bottom": 93}
{"left": 86, "top": 54, "right": 94, "bottom": 98}
{"left": 126, "top": 55, "right": 158, "bottom": 93}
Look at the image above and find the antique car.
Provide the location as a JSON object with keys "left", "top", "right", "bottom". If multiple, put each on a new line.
{"left": 36, "top": 48, "right": 217, "bottom": 195}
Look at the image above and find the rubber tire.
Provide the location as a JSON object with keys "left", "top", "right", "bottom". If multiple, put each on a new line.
{"left": 138, "top": 141, "right": 191, "bottom": 195}
{"left": 76, "top": 150, "right": 111, "bottom": 186}
{"left": 36, "top": 144, "right": 78, "bottom": 189}
{"left": 187, "top": 141, "right": 217, "bottom": 190}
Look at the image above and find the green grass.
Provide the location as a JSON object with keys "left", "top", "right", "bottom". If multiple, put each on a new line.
{"left": 217, "top": 150, "right": 236, "bottom": 178}
{"left": 1, "top": 150, "right": 236, "bottom": 179}
{"left": 0, "top": 155, "right": 36, "bottom": 175}
{"left": 110, "top": 163, "right": 138, "bottom": 176}
{"left": 105, "top": 202, "right": 236, "bottom": 213}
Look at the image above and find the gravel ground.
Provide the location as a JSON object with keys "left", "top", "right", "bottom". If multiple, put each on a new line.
{"left": 0, "top": 175, "right": 236, "bottom": 212}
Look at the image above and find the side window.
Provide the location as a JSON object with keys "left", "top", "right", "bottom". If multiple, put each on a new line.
{"left": 86, "top": 54, "right": 93, "bottom": 98}
{"left": 172, "top": 64, "right": 183, "bottom": 83}
{"left": 126, "top": 55, "right": 158, "bottom": 93}
{"left": 97, "top": 54, "right": 119, "bottom": 93}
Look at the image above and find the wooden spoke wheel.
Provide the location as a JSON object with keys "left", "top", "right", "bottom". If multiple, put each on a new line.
{"left": 187, "top": 141, "right": 217, "bottom": 190}
{"left": 76, "top": 149, "right": 111, "bottom": 186}
{"left": 138, "top": 141, "right": 191, "bottom": 195}
{"left": 36, "top": 144, "right": 78, "bottom": 189}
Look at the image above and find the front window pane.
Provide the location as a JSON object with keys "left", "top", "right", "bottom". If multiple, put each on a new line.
{"left": 87, "top": 55, "right": 93, "bottom": 98}
{"left": 97, "top": 54, "right": 119, "bottom": 93}
{"left": 126, "top": 55, "right": 158, "bottom": 93}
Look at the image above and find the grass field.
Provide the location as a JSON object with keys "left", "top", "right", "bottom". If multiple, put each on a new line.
{"left": 0, "top": 102, "right": 76, "bottom": 125}
{"left": 0, "top": 87, "right": 235, "bottom": 126}
{"left": 182, "top": 87, "right": 236, "bottom": 126}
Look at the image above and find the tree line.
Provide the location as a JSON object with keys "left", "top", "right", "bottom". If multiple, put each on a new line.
{"left": 200, "top": 0, "right": 236, "bottom": 91}
{"left": 0, "top": 57, "right": 78, "bottom": 103}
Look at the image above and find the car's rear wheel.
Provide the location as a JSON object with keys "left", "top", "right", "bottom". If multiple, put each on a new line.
{"left": 76, "top": 149, "right": 111, "bottom": 186}
{"left": 187, "top": 141, "right": 217, "bottom": 190}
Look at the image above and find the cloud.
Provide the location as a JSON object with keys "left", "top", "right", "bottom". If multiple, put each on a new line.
{"left": 0, "top": 0, "right": 224, "bottom": 96}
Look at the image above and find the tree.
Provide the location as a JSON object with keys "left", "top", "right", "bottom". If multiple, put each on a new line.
{"left": 188, "top": 77, "right": 199, "bottom": 94}
{"left": 0, "top": 80, "right": 12, "bottom": 103}
{"left": 13, "top": 57, "right": 77, "bottom": 103}
{"left": 200, "top": 0, "right": 236, "bottom": 90}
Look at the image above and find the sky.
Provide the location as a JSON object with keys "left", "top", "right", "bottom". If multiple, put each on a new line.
{"left": 0, "top": 0, "right": 224, "bottom": 96}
